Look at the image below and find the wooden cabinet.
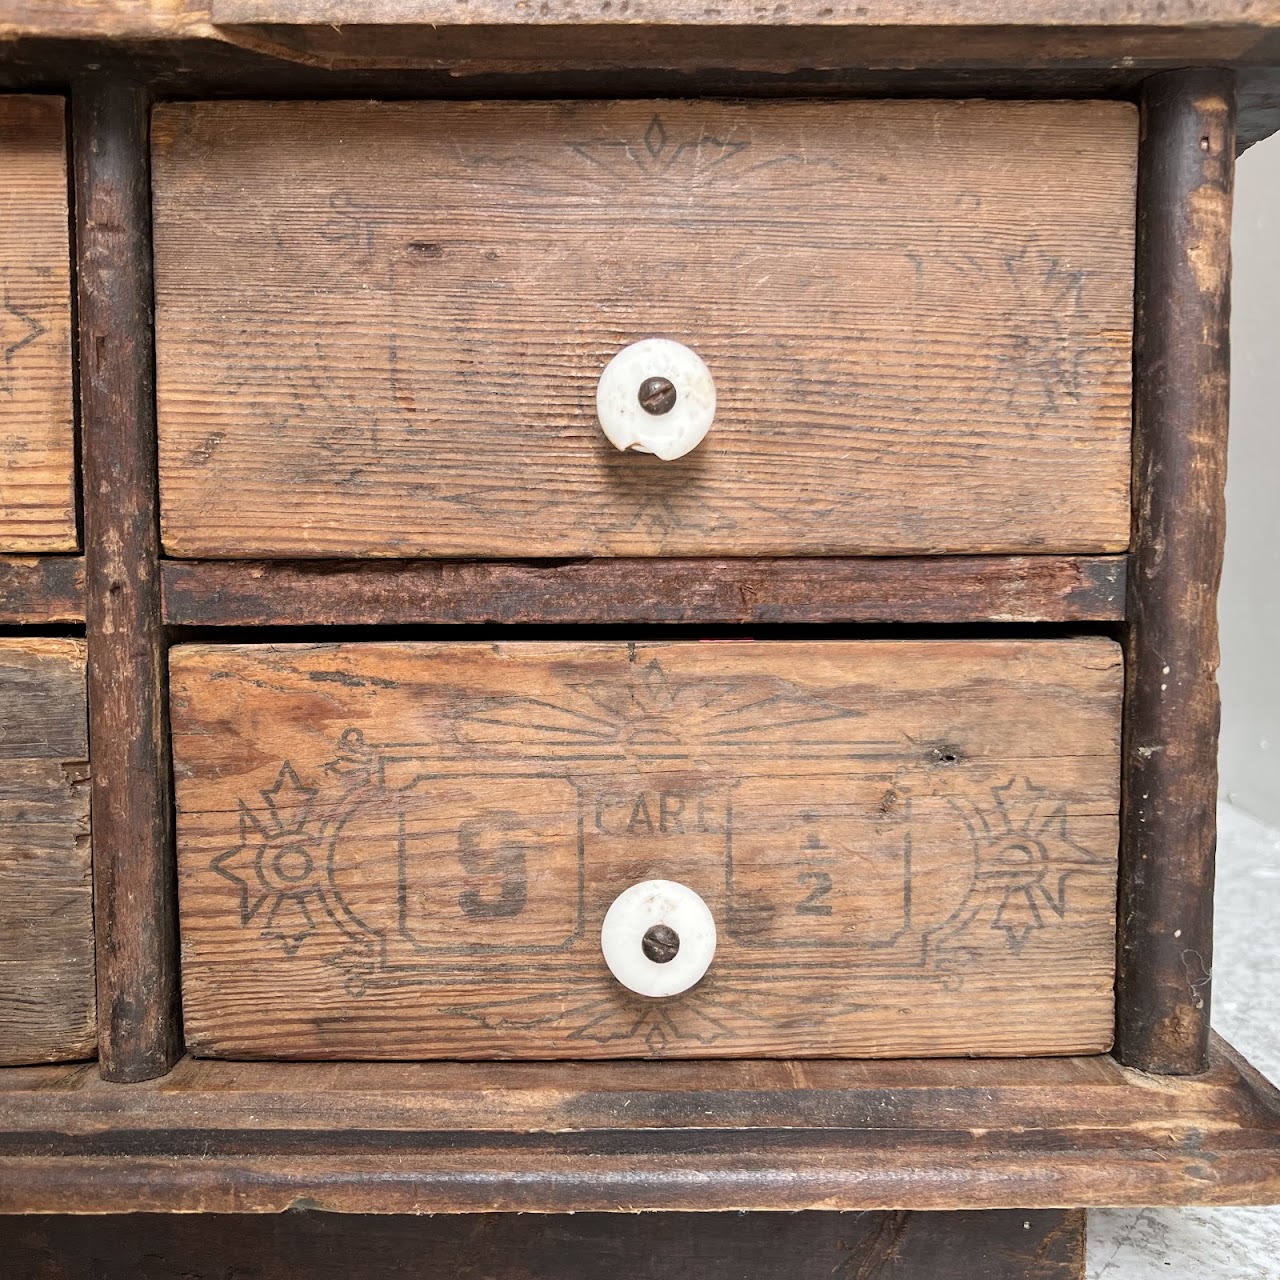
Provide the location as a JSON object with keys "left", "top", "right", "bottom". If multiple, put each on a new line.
{"left": 151, "top": 100, "right": 1135, "bottom": 559}
{"left": 1, "top": 14, "right": 1279, "bottom": 1279}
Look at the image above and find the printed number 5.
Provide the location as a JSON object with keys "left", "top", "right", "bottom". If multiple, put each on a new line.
{"left": 796, "top": 870, "right": 834, "bottom": 916}
{"left": 457, "top": 811, "right": 529, "bottom": 920}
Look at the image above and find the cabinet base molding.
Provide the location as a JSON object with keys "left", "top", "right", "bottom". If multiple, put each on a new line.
{"left": 0, "top": 1035, "right": 1276, "bottom": 1215}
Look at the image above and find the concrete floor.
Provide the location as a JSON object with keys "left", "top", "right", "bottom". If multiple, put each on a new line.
{"left": 1087, "top": 804, "right": 1280, "bottom": 1278}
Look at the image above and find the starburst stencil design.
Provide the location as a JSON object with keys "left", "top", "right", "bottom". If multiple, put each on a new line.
{"left": 212, "top": 763, "right": 336, "bottom": 955}
{"left": 949, "top": 777, "right": 1106, "bottom": 951}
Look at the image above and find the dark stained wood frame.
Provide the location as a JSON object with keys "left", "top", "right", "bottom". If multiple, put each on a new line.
{"left": 0, "top": 1208, "right": 1088, "bottom": 1280}
{"left": 74, "top": 78, "right": 181, "bottom": 1083}
{"left": 160, "top": 555, "right": 1126, "bottom": 627}
{"left": 1115, "top": 70, "right": 1236, "bottom": 1077}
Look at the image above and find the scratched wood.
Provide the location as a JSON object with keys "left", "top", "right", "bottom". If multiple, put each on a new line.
{"left": 153, "top": 100, "right": 1136, "bottom": 559}
{"left": 0, "top": 639, "right": 93, "bottom": 1065}
{"left": 0, "top": 97, "right": 76, "bottom": 553}
{"left": 170, "top": 639, "right": 1121, "bottom": 1060}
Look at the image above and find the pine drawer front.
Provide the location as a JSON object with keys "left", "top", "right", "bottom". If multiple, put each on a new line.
{"left": 0, "top": 97, "right": 76, "bottom": 553}
{"left": 171, "top": 639, "right": 1121, "bottom": 1060}
{"left": 152, "top": 99, "right": 1136, "bottom": 560}
{"left": 0, "top": 639, "right": 93, "bottom": 1065}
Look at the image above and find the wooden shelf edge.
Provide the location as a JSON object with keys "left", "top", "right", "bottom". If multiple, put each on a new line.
{"left": 0, "top": 557, "right": 85, "bottom": 625}
{"left": 160, "top": 555, "right": 1126, "bottom": 628}
{"left": 0, "top": 1034, "right": 1275, "bottom": 1214}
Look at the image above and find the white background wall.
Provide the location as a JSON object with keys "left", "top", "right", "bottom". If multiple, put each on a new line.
{"left": 1220, "top": 132, "right": 1280, "bottom": 825}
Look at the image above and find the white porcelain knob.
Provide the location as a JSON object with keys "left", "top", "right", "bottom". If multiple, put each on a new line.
{"left": 595, "top": 338, "right": 716, "bottom": 461}
{"left": 600, "top": 879, "right": 717, "bottom": 998}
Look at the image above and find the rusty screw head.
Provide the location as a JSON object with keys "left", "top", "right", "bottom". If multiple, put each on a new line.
{"left": 638, "top": 376, "right": 678, "bottom": 416}
{"left": 642, "top": 923, "right": 680, "bottom": 964}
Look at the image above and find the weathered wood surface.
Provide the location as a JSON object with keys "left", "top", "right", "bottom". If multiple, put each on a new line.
{"left": 9, "top": 0, "right": 1280, "bottom": 61}
{"left": 153, "top": 100, "right": 1135, "bottom": 559}
{"left": 0, "top": 96, "right": 76, "bottom": 553}
{"left": 0, "top": 1210, "right": 1087, "bottom": 1280}
{"left": 0, "top": 639, "right": 93, "bottom": 1066}
{"left": 207, "top": 10, "right": 1280, "bottom": 85}
{"left": 74, "top": 81, "right": 182, "bottom": 1082}
{"left": 1116, "top": 71, "right": 1236, "bottom": 1077}
{"left": 170, "top": 639, "right": 1121, "bottom": 1060}
{"left": 161, "top": 554, "right": 1127, "bottom": 627}
{"left": 0, "top": 555, "right": 84, "bottom": 624}
{"left": 0, "top": 1036, "right": 1277, "bottom": 1212}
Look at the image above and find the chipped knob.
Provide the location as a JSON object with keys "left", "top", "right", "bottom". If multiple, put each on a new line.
{"left": 600, "top": 879, "right": 717, "bottom": 998}
{"left": 596, "top": 339, "right": 716, "bottom": 461}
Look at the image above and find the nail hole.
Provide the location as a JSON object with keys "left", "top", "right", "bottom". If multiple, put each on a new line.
{"left": 931, "top": 745, "right": 962, "bottom": 766}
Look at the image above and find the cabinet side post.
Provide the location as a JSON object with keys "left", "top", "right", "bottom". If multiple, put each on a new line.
{"left": 73, "top": 79, "right": 181, "bottom": 1081}
{"left": 1116, "top": 69, "right": 1236, "bottom": 1074}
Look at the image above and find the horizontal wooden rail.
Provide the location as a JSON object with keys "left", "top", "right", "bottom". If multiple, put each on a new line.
{"left": 0, "top": 557, "right": 85, "bottom": 625}
{"left": 161, "top": 555, "right": 1126, "bottom": 628}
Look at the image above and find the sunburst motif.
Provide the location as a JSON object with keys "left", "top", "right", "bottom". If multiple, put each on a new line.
{"left": 569, "top": 113, "right": 751, "bottom": 180}
{"left": 951, "top": 777, "right": 1105, "bottom": 951}
{"left": 211, "top": 761, "right": 331, "bottom": 955}
{"left": 459, "top": 656, "right": 861, "bottom": 760}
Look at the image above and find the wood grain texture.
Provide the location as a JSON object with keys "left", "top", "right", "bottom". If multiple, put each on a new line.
{"left": 170, "top": 638, "right": 1122, "bottom": 1060}
{"left": 0, "top": 555, "right": 84, "bottom": 624}
{"left": 74, "top": 80, "right": 181, "bottom": 1082}
{"left": 0, "top": 1036, "right": 1277, "bottom": 1213}
{"left": 0, "top": 1210, "right": 1087, "bottom": 1280}
{"left": 160, "top": 554, "right": 1127, "bottom": 627}
{"left": 207, "top": 16, "right": 1280, "bottom": 78}
{"left": 153, "top": 99, "right": 1136, "bottom": 559}
{"left": 1116, "top": 71, "right": 1236, "bottom": 1076}
{"left": 0, "top": 96, "right": 76, "bottom": 553}
{"left": 9, "top": 0, "right": 1280, "bottom": 44}
{"left": 205, "top": 0, "right": 1280, "bottom": 26}
{"left": 0, "top": 639, "right": 93, "bottom": 1066}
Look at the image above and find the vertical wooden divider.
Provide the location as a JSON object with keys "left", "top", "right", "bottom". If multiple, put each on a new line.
{"left": 73, "top": 79, "right": 181, "bottom": 1081}
{"left": 1116, "top": 69, "right": 1236, "bottom": 1075}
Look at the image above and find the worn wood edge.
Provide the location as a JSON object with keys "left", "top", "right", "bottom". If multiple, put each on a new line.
{"left": 0, "top": 1036, "right": 1275, "bottom": 1213}
{"left": 1115, "top": 69, "right": 1236, "bottom": 1076}
{"left": 8, "top": 1, "right": 1280, "bottom": 41}
{"left": 160, "top": 556, "right": 1126, "bottom": 627}
{"left": 206, "top": 22, "right": 1280, "bottom": 76}
{"left": 0, "top": 557, "right": 85, "bottom": 625}
{"left": 74, "top": 79, "right": 181, "bottom": 1083}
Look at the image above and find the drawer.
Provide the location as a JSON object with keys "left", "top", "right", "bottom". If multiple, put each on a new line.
{"left": 171, "top": 638, "right": 1121, "bottom": 1060}
{"left": 152, "top": 99, "right": 1136, "bottom": 560}
{"left": 0, "top": 639, "right": 93, "bottom": 1065}
{"left": 0, "top": 97, "right": 76, "bottom": 553}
